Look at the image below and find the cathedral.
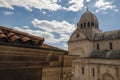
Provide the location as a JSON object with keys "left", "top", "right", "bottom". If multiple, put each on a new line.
{"left": 68, "top": 8, "right": 120, "bottom": 80}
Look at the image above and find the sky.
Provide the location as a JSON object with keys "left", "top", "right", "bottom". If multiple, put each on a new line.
{"left": 0, "top": 0, "right": 120, "bottom": 50}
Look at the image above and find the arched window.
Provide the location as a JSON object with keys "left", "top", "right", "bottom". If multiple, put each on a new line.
{"left": 109, "top": 42, "right": 113, "bottom": 50}
{"left": 81, "top": 23, "right": 83, "bottom": 29}
{"left": 97, "top": 43, "right": 99, "bottom": 50}
{"left": 84, "top": 23, "right": 86, "bottom": 28}
{"left": 88, "top": 22, "right": 90, "bottom": 27}
{"left": 91, "top": 22, "right": 94, "bottom": 26}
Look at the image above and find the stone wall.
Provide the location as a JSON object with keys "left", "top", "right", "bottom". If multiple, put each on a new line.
{"left": 72, "top": 58, "right": 120, "bottom": 80}
{"left": 94, "top": 39, "right": 120, "bottom": 51}
{"left": 42, "top": 67, "right": 72, "bottom": 80}
{"left": 0, "top": 45, "right": 75, "bottom": 80}
{"left": 68, "top": 40, "right": 93, "bottom": 57}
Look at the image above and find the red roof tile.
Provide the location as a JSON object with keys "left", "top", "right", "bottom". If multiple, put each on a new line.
{"left": 0, "top": 34, "right": 7, "bottom": 38}
{"left": 7, "top": 32, "right": 14, "bottom": 37}
{"left": 21, "top": 36, "right": 31, "bottom": 42}
{"left": 0, "top": 29, "right": 7, "bottom": 38}
{"left": 10, "top": 35, "right": 20, "bottom": 42}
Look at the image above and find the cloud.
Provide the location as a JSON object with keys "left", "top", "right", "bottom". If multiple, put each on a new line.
{"left": 95, "top": 0, "right": 118, "bottom": 13}
{"left": 14, "top": 19, "right": 75, "bottom": 49}
{"left": 0, "top": 0, "right": 62, "bottom": 11}
{"left": 23, "top": 26, "right": 30, "bottom": 29}
{"left": 42, "top": 11, "right": 47, "bottom": 15}
{"left": 0, "top": 0, "right": 119, "bottom": 12}
{"left": 4, "top": 11, "right": 14, "bottom": 15}
{"left": 64, "top": 0, "right": 84, "bottom": 12}
{"left": 86, "top": 0, "right": 91, "bottom": 2}
{"left": 0, "top": 0, "right": 85, "bottom": 12}
{"left": 32, "top": 19, "right": 75, "bottom": 34}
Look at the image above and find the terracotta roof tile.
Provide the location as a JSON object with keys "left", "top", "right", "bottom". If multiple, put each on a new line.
{"left": 10, "top": 35, "right": 20, "bottom": 42}
{"left": 0, "top": 29, "right": 3, "bottom": 33}
{"left": 0, "top": 34, "right": 7, "bottom": 38}
{"left": 0, "top": 29, "right": 7, "bottom": 38}
{"left": 7, "top": 32, "right": 14, "bottom": 37}
{"left": 21, "top": 36, "right": 31, "bottom": 42}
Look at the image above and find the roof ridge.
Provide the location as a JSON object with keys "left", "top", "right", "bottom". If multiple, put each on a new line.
{"left": 0, "top": 26, "right": 44, "bottom": 40}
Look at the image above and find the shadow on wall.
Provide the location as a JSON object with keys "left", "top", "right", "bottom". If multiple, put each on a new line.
{"left": 0, "top": 68, "right": 42, "bottom": 80}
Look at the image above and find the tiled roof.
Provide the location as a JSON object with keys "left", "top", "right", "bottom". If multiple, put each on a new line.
{"left": 0, "top": 26, "right": 44, "bottom": 45}
{"left": 0, "top": 26, "right": 65, "bottom": 51}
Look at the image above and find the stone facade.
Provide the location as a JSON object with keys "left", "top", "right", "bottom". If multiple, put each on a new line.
{"left": 72, "top": 58, "right": 120, "bottom": 80}
{"left": 68, "top": 8, "right": 120, "bottom": 80}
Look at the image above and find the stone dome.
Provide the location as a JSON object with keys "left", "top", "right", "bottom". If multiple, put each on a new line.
{"left": 80, "top": 10, "right": 98, "bottom": 23}
{"left": 78, "top": 8, "right": 99, "bottom": 29}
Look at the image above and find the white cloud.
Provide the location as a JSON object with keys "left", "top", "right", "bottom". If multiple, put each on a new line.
{"left": 0, "top": 0, "right": 119, "bottom": 12}
{"left": 95, "top": 0, "right": 118, "bottom": 13}
{"left": 64, "top": 0, "right": 84, "bottom": 12}
{"left": 14, "top": 19, "right": 75, "bottom": 49}
{"left": 32, "top": 19, "right": 75, "bottom": 34}
{"left": 0, "top": 0, "right": 85, "bottom": 12}
{"left": 4, "top": 11, "right": 14, "bottom": 15}
{"left": 42, "top": 11, "right": 47, "bottom": 15}
{"left": 58, "top": 0, "right": 62, "bottom": 2}
{"left": 86, "top": 0, "right": 91, "bottom": 2}
{"left": 23, "top": 26, "right": 30, "bottom": 29}
{"left": 0, "top": 0, "right": 62, "bottom": 11}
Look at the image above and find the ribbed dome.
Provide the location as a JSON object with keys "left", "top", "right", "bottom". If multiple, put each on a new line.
{"left": 78, "top": 9, "right": 99, "bottom": 29}
{"left": 80, "top": 10, "right": 98, "bottom": 23}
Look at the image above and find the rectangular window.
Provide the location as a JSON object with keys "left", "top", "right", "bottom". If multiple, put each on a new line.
{"left": 92, "top": 68, "right": 95, "bottom": 77}
{"left": 109, "top": 42, "right": 113, "bottom": 50}
{"left": 97, "top": 43, "right": 99, "bottom": 50}
{"left": 82, "top": 67, "right": 84, "bottom": 75}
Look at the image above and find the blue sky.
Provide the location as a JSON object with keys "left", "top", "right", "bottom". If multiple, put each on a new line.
{"left": 0, "top": 0, "right": 120, "bottom": 50}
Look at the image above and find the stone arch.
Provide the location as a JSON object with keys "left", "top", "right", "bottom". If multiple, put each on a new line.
{"left": 87, "top": 22, "right": 90, "bottom": 27}
{"left": 84, "top": 22, "right": 86, "bottom": 28}
{"left": 81, "top": 23, "right": 83, "bottom": 29}
{"left": 91, "top": 22, "right": 94, "bottom": 26}
{"left": 102, "top": 73, "right": 114, "bottom": 80}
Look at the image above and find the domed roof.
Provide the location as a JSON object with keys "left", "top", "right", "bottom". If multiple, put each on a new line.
{"left": 79, "top": 9, "right": 98, "bottom": 23}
